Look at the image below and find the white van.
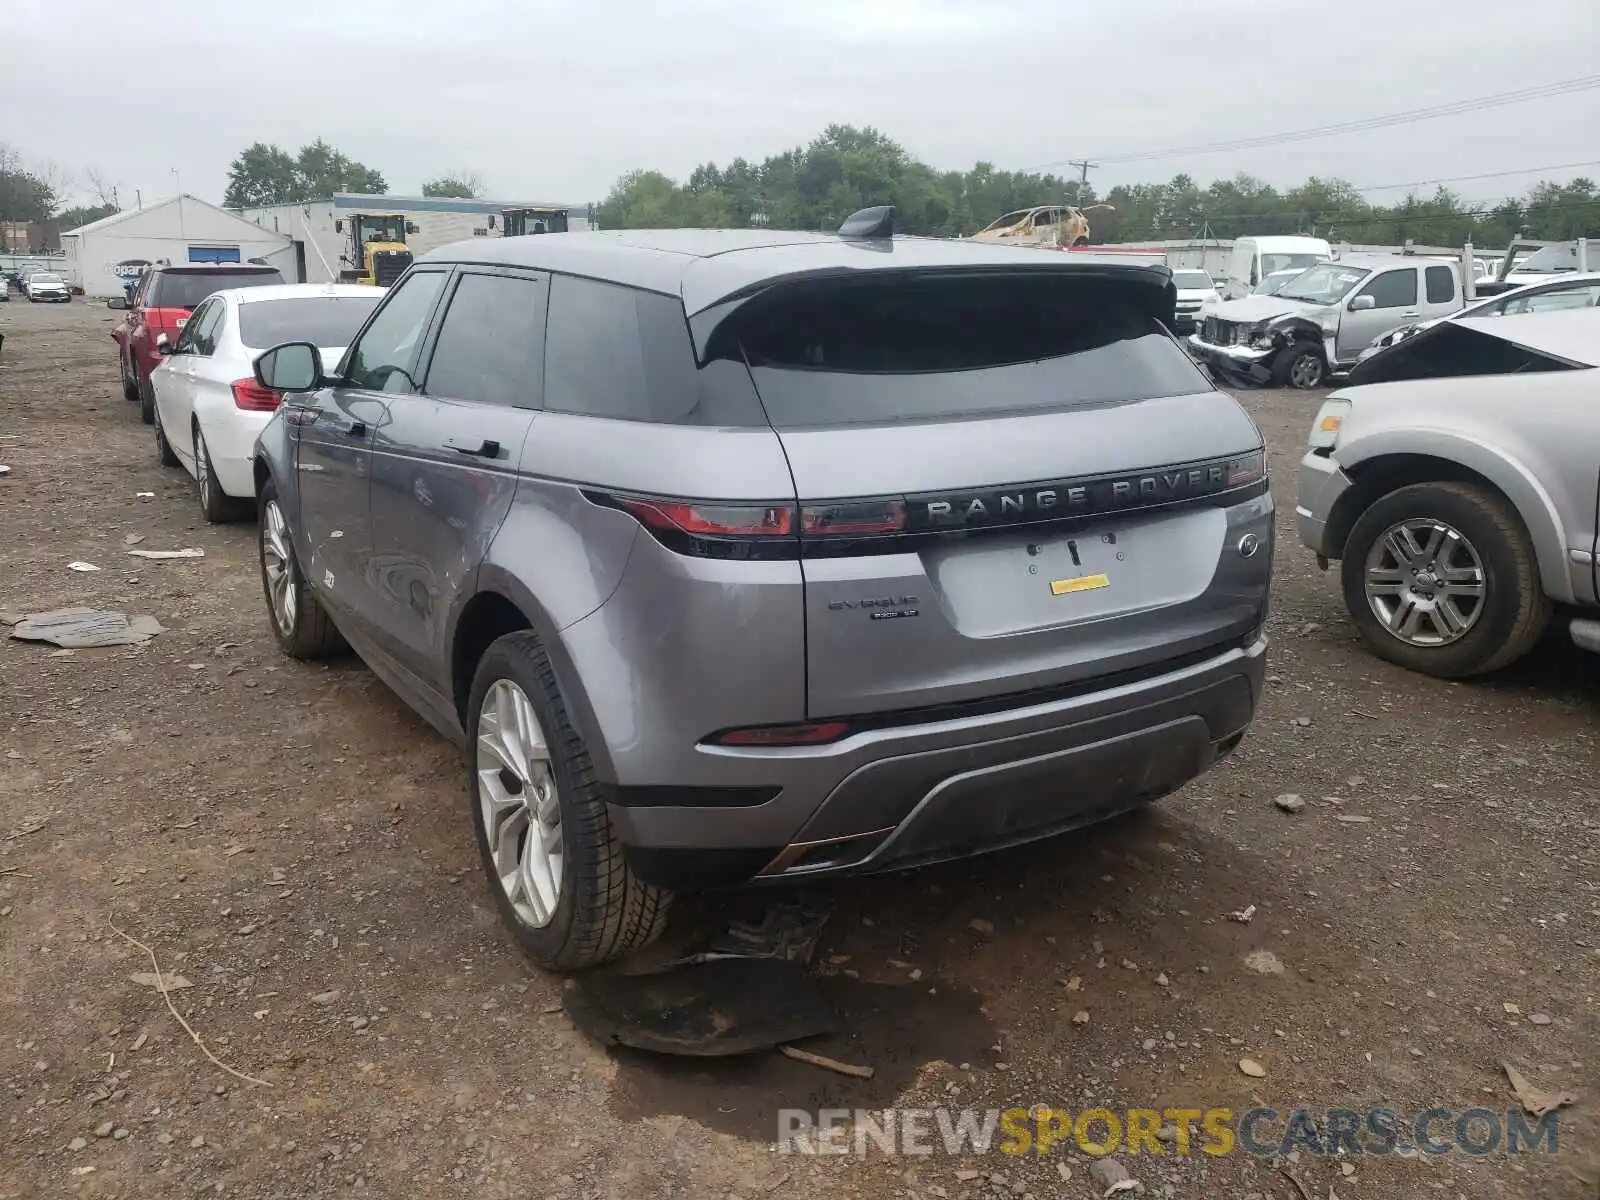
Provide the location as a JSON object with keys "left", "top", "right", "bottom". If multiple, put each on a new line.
{"left": 1222, "top": 235, "right": 1332, "bottom": 299}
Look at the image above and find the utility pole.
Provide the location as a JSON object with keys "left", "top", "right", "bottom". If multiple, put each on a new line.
{"left": 1067, "top": 159, "right": 1098, "bottom": 204}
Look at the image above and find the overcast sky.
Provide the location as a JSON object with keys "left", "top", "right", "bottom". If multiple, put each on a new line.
{"left": 5, "top": 0, "right": 1598, "bottom": 211}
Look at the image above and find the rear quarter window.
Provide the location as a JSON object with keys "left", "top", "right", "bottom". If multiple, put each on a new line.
{"left": 543, "top": 275, "right": 764, "bottom": 425}
{"left": 728, "top": 272, "right": 1207, "bottom": 428}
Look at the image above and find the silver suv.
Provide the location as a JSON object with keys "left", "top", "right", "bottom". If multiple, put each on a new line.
{"left": 250, "top": 215, "right": 1274, "bottom": 969}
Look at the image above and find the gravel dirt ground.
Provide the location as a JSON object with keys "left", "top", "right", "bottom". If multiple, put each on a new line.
{"left": 1, "top": 300, "right": 1596, "bottom": 1200}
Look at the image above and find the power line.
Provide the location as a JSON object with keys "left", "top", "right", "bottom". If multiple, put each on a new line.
{"left": 1350, "top": 160, "right": 1600, "bottom": 194}
{"left": 1020, "top": 74, "right": 1600, "bottom": 173}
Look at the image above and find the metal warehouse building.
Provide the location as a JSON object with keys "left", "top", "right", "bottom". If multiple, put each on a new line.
{"left": 238, "top": 193, "right": 589, "bottom": 285}
{"left": 61, "top": 195, "right": 292, "bottom": 298}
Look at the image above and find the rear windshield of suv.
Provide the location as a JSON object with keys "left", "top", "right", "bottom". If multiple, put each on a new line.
{"left": 150, "top": 270, "right": 282, "bottom": 309}
{"left": 730, "top": 272, "right": 1209, "bottom": 428}
{"left": 238, "top": 296, "right": 382, "bottom": 349}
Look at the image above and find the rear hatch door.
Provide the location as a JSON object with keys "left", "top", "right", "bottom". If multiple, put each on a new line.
{"left": 727, "top": 268, "right": 1269, "bottom": 718}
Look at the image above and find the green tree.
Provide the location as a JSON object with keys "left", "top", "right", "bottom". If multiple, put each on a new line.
{"left": 294, "top": 139, "right": 386, "bottom": 197}
{"left": 223, "top": 143, "right": 300, "bottom": 207}
{"left": 598, "top": 170, "right": 688, "bottom": 228}
{"left": 588, "top": 124, "right": 1599, "bottom": 248}
{"left": 223, "top": 140, "right": 386, "bottom": 208}
{"left": 422, "top": 172, "right": 486, "bottom": 198}
{"left": 0, "top": 143, "right": 56, "bottom": 222}
{"left": 57, "top": 202, "right": 118, "bottom": 230}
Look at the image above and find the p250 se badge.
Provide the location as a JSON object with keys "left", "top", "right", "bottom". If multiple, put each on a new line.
{"left": 829, "top": 595, "right": 920, "bottom": 620}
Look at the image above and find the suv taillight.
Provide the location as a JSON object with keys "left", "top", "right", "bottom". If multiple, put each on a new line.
{"left": 231, "top": 378, "right": 282, "bottom": 412}
{"left": 587, "top": 491, "right": 912, "bottom": 559}
{"left": 619, "top": 498, "right": 794, "bottom": 538}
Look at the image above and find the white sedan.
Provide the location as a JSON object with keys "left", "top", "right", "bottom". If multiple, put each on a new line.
{"left": 151, "top": 284, "right": 382, "bottom": 522}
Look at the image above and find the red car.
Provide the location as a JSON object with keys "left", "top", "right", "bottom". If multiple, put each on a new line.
{"left": 110, "top": 264, "right": 285, "bottom": 424}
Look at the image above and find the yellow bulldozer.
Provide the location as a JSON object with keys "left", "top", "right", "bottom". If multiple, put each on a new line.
{"left": 337, "top": 213, "right": 418, "bottom": 287}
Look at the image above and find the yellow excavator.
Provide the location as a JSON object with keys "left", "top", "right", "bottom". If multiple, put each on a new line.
{"left": 337, "top": 214, "right": 417, "bottom": 286}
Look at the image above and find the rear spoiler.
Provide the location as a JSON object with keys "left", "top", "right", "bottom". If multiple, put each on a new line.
{"left": 686, "top": 262, "right": 1176, "bottom": 364}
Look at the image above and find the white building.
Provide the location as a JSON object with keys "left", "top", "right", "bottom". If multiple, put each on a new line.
{"left": 238, "top": 193, "right": 589, "bottom": 284}
{"left": 61, "top": 195, "right": 293, "bottom": 297}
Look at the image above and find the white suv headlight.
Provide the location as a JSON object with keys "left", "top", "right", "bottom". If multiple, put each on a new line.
{"left": 1308, "top": 398, "right": 1351, "bottom": 450}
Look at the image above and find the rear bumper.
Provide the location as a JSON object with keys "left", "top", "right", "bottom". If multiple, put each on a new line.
{"left": 611, "top": 637, "right": 1266, "bottom": 889}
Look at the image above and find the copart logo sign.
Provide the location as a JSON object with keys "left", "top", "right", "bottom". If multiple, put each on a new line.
{"left": 111, "top": 259, "right": 151, "bottom": 280}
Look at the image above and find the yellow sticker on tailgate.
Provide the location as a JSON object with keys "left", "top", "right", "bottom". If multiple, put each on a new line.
{"left": 1051, "top": 573, "right": 1110, "bottom": 596}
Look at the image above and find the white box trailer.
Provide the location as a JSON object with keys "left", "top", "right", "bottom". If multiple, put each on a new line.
{"left": 238, "top": 193, "right": 580, "bottom": 284}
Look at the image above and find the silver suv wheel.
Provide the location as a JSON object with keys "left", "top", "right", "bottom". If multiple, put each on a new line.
{"left": 476, "top": 679, "right": 564, "bottom": 929}
{"left": 1362, "top": 517, "right": 1484, "bottom": 646}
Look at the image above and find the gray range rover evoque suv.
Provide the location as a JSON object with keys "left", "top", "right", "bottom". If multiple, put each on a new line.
{"left": 250, "top": 211, "right": 1273, "bottom": 969}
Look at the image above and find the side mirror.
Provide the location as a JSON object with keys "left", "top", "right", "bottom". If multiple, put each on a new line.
{"left": 254, "top": 341, "right": 321, "bottom": 392}
{"left": 405, "top": 222, "right": 419, "bottom": 235}
{"left": 106, "top": 296, "right": 128, "bottom": 310}
{"left": 155, "top": 332, "right": 172, "bottom": 354}
{"left": 1350, "top": 294, "right": 1377, "bottom": 311}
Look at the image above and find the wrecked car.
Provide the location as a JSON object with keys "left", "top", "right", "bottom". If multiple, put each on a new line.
{"left": 970, "top": 204, "right": 1114, "bottom": 249}
{"left": 1188, "top": 256, "right": 1462, "bottom": 389}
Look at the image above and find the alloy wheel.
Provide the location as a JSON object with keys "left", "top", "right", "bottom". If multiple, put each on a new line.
{"left": 476, "top": 679, "right": 563, "bottom": 929}
{"left": 1363, "top": 517, "right": 1486, "bottom": 646}
{"left": 1290, "top": 352, "right": 1324, "bottom": 389}
{"left": 260, "top": 500, "right": 299, "bottom": 635}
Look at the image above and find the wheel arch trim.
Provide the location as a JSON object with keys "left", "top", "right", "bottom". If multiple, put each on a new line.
{"left": 448, "top": 568, "right": 616, "bottom": 782}
{"left": 1335, "top": 430, "right": 1574, "bottom": 603}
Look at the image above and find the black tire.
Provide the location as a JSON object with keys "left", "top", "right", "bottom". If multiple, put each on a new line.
{"left": 154, "top": 406, "right": 180, "bottom": 467}
{"left": 195, "top": 425, "right": 247, "bottom": 523}
{"left": 1340, "top": 481, "right": 1550, "bottom": 678}
{"left": 258, "top": 477, "right": 344, "bottom": 659}
{"left": 138, "top": 372, "right": 156, "bottom": 425}
{"left": 467, "top": 631, "right": 671, "bottom": 971}
{"left": 1273, "top": 343, "right": 1326, "bottom": 389}
{"left": 121, "top": 352, "right": 139, "bottom": 402}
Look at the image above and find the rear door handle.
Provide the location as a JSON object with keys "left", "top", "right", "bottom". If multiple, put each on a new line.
{"left": 446, "top": 438, "right": 500, "bottom": 459}
{"left": 1400, "top": 311, "right": 1420, "bottom": 318}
